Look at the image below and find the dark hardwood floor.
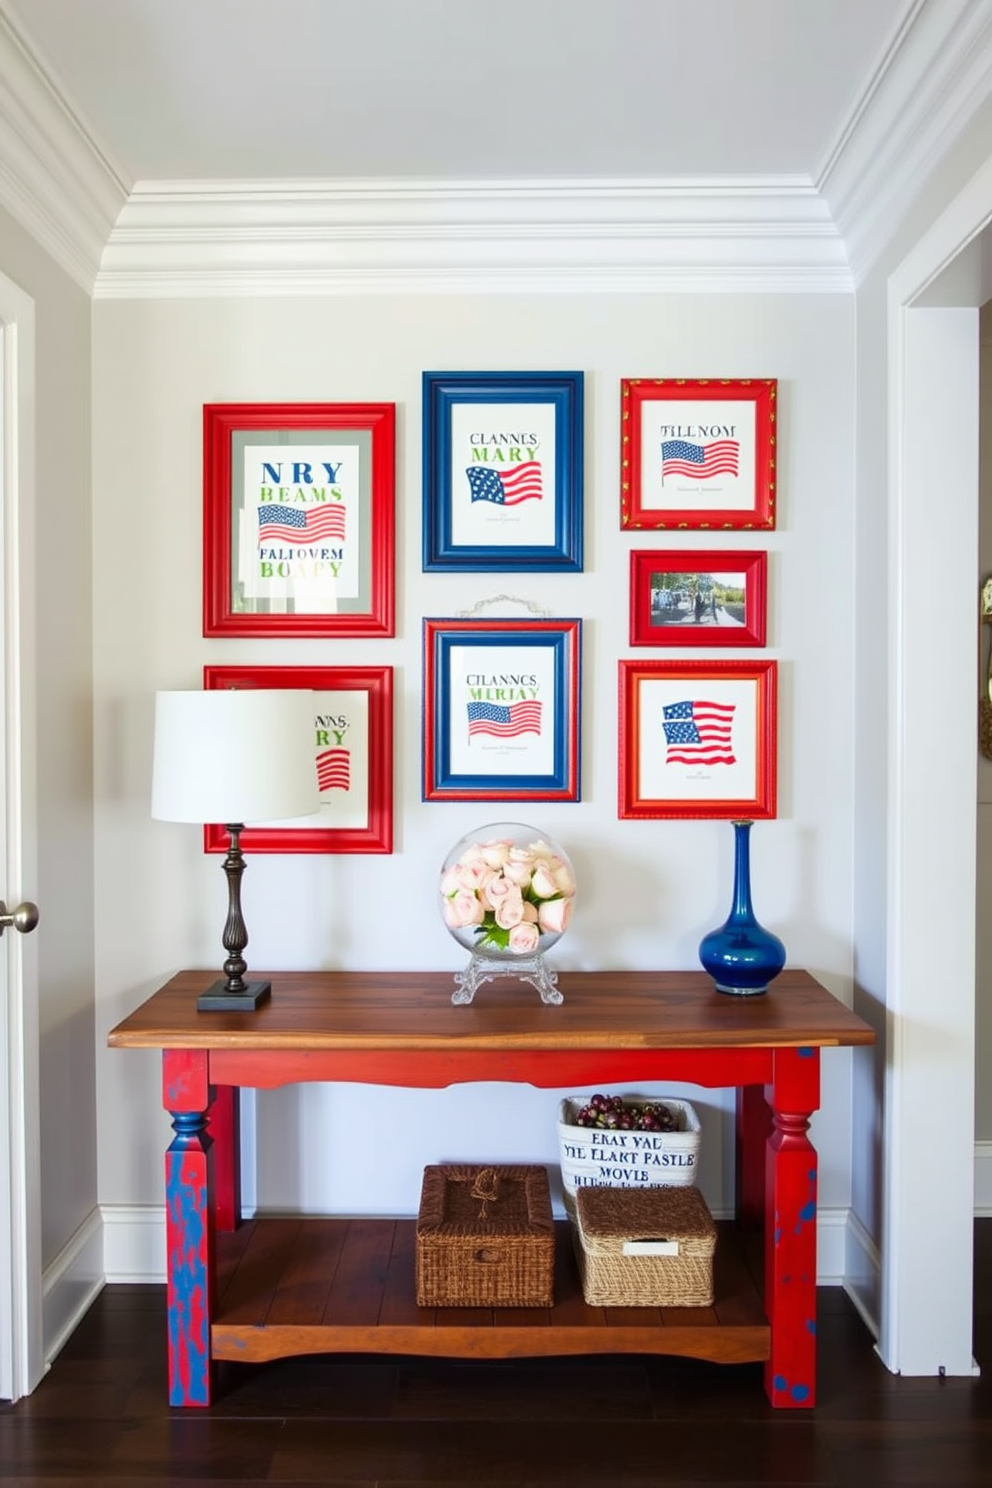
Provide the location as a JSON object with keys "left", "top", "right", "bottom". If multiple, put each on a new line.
{"left": 1, "top": 1220, "right": 989, "bottom": 1486}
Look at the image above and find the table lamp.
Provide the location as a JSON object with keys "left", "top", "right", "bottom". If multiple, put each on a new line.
{"left": 151, "top": 688, "right": 319, "bottom": 1012}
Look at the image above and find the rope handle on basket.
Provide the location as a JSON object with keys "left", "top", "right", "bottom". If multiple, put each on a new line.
{"left": 470, "top": 1166, "right": 501, "bottom": 1219}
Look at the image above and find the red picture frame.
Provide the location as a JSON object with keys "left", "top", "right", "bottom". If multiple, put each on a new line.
{"left": 203, "top": 402, "right": 395, "bottom": 637}
{"left": 629, "top": 549, "right": 767, "bottom": 647}
{"left": 620, "top": 378, "right": 777, "bottom": 531}
{"left": 618, "top": 658, "right": 777, "bottom": 820}
{"left": 203, "top": 665, "right": 393, "bottom": 853}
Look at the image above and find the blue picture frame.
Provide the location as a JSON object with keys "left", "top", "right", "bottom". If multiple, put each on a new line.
{"left": 422, "top": 618, "right": 581, "bottom": 801}
{"left": 422, "top": 371, "right": 584, "bottom": 571}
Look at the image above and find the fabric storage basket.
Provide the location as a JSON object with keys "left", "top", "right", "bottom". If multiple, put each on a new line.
{"left": 573, "top": 1184, "right": 717, "bottom": 1307}
{"left": 416, "top": 1163, "right": 555, "bottom": 1308}
{"left": 557, "top": 1095, "right": 701, "bottom": 1210}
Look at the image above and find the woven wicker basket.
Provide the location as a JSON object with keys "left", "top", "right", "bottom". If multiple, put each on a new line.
{"left": 416, "top": 1164, "right": 555, "bottom": 1308}
{"left": 573, "top": 1184, "right": 716, "bottom": 1307}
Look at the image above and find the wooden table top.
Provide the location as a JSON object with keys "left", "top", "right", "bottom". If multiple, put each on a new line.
{"left": 107, "top": 969, "right": 876, "bottom": 1054}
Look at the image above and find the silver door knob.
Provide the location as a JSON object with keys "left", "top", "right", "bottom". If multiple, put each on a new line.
{"left": 0, "top": 900, "right": 39, "bottom": 935}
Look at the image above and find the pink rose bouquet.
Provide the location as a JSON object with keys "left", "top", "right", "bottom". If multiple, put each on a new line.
{"left": 439, "top": 827, "right": 576, "bottom": 956}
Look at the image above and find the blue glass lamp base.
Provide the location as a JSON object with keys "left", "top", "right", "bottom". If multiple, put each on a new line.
{"left": 698, "top": 820, "right": 786, "bottom": 998}
{"left": 711, "top": 976, "right": 775, "bottom": 998}
{"left": 699, "top": 926, "right": 786, "bottom": 998}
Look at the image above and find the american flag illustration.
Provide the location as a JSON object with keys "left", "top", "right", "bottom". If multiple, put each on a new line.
{"left": 660, "top": 440, "right": 739, "bottom": 481}
{"left": 316, "top": 748, "right": 350, "bottom": 792}
{"left": 258, "top": 503, "right": 347, "bottom": 544}
{"left": 662, "top": 699, "right": 736, "bottom": 766}
{"left": 465, "top": 462, "right": 544, "bottom": 506}
{"left": 467, "top": 700, "right": 543, "bottom": 738}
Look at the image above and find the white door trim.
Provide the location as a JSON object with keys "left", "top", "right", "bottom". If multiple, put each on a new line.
{"left": 0, "top": 275, "right": 42, "bottom": 1402}
{"left": 881, "top": 156, "right": 992, "bottom": 1377}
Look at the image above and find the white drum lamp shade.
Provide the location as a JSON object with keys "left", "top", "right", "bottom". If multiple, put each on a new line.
{"left": 152, "top": 688, "right": 319, "bottom": 825}
{"left": 151, "top": 688, "right": 320, "bottom": 1011}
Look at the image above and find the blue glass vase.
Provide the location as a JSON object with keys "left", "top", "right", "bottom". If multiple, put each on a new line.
{"left": 698, "top": 820, "right": 786, "bottom": 996}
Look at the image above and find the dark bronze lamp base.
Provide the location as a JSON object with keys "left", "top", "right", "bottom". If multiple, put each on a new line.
{"left": 197, "top": 979, "right": 272, "bottom": 1012}
{"left": 196, "top": 823, "right": 273, "bottom": 1013}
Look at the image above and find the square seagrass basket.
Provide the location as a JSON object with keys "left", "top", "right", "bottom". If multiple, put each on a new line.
{"left": 416, "top": 1163, "right": 555, "bottom": 1308}
{"left": 573, "top": 1183, "right": 717, "bottom": 1307}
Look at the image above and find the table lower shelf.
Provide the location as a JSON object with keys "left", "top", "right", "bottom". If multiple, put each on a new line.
{"left": 212, "top": 1216, "right": 770, "bottom": 1367}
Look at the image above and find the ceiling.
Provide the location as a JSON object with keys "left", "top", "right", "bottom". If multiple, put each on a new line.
{"left": 2, "top": 0, "right": 911, "bottom": 187}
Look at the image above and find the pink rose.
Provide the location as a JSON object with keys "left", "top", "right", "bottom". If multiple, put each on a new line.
{"left": 502, "top": 858, "right": 534, "bottom": 887}
{"left": 443, "top": 889, "right": 485, "bottom": 929}
{"left": 479, "top": 838, "right": 513, "bottom": 869}
{"left": 481, "top": 874, "right": 515, "bottom": 911}
{"left": 452, "top": 860, "right": 494, "bottom": 893}
{"left": 508, "top": 921, "right": 541, "bottom": 954}
{"left": 530, "top": 862, "right": 560, "bottom": 899}
{"left": 538, "top": 896, "right": 572, "bottom": 935}
{"left": 494, "top": 889, "right": 525, "bottom": 928}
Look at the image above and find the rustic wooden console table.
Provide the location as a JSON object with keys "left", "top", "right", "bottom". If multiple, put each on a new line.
{"left": 107, "top": 968, "right": 874, "bottom": 1410}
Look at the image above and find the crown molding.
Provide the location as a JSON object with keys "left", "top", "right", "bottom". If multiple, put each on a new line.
{"left": 1, "top": 0, "right": 988, "bottom": 298}
{"left": 0, "top": 6, "right": 127, "bottom": 291}
{"left": 94, "top": 177, "right": 851, "bottom": 296}
{"left": 819, "top": 0, "right": 992, "bottom": 283}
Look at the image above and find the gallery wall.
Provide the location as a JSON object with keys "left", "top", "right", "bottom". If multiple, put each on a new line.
{"left": 91, "top": 291, "right": 857, "bottom": 1252}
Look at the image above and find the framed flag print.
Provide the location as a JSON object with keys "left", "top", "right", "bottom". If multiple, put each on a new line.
{"left": 620, "top": 378, "right": 777, "bottom": 530}
{"left": 423, "top": 618, "right": 581, "bottom": 801}
{"left": 618, "top": 658, "right": 777, "bottom": 819}
{"left": 203, "top": 664, "right": 393, "bottom": 852}
{"left": 203, "top": 402, "right": 395, "bottom": 637}
{"left": 629, "top": 548, "right": 768, "bottom": 647}
{"left": 422, "top": 371, "right": 584, "bottom": 571}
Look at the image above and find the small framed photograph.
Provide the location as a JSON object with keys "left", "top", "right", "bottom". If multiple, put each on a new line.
{"left": 620, "top": 378, "right": 777, "bottom": 530}
{"left": 203, "top": 402, "right": 395, "bottom": 637}
{"left": 629, "top": 549, "right": 767, "bottom": 647}
{"left": 618, "top": 658, "right": 777, "bottom": 819}
{"left": 423, "top": 618, "right": 581, "bottom": 801}
{"left": 203, "top": 664, "right": 393, "bottom": 853}
{"left": 422, "top": 371, "right": 584, "bottom": 571}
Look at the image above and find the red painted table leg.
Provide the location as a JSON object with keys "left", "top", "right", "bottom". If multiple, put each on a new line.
{"left": 736, "top": 1085, "right": 772, "bottom": 1230}
{"left": 163, "top": 1050, "right": 215, "bottom": 1407}
{"left": 764, "top": 1046, "right": 819, "bottom": 1409}
{"left": 208, "top": 1084, "right": 239, "bottom": 1233}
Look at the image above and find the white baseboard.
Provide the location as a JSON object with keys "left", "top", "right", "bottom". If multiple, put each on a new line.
{"left": 841, "top": 1206, "right": 881, "bottom": 1340}
{"left": 975, "top": 1140, "right": 992, "bottom": 1215}
{"left": 95, "top": 1201, "right": 859, "bottom": 1286}
{"left": 42, "top": 1207, "right": 104, "bottom": 1368}
{"left": 101, "top": 1203, "right": 165, "bottom": 1282}
{"left": 51, "top": 1144, "right": 992, "bottom": 1373}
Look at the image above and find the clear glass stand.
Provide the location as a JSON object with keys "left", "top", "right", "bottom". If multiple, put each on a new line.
{"left": 451, "top": 949, "right": 563, "bottom": 1006}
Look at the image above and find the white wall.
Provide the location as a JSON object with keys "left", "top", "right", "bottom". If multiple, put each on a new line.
{"left": 978, "top": 306, "right": 992, "bottom": 1145}
{"left": 92, "top": 291, "right": 857, "bottom": 1230}
{"left": 0, "top": 205, "right": 96, "bottom": 1267}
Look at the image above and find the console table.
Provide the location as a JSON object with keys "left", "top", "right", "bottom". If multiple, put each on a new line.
{"left": 107, "top": 968, "right": 875, "bottom": 1410}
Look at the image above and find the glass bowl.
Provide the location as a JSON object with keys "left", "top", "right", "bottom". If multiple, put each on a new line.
{"left": 438, "top": 823, "right": 576, "bottom": 1003}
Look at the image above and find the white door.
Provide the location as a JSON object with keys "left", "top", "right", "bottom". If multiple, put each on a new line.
{"left": 880, "top": 162, "right": 992, "bottom": 1378}
{"left": 0, "top": 288, "right": 43, "bottom": 1402}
